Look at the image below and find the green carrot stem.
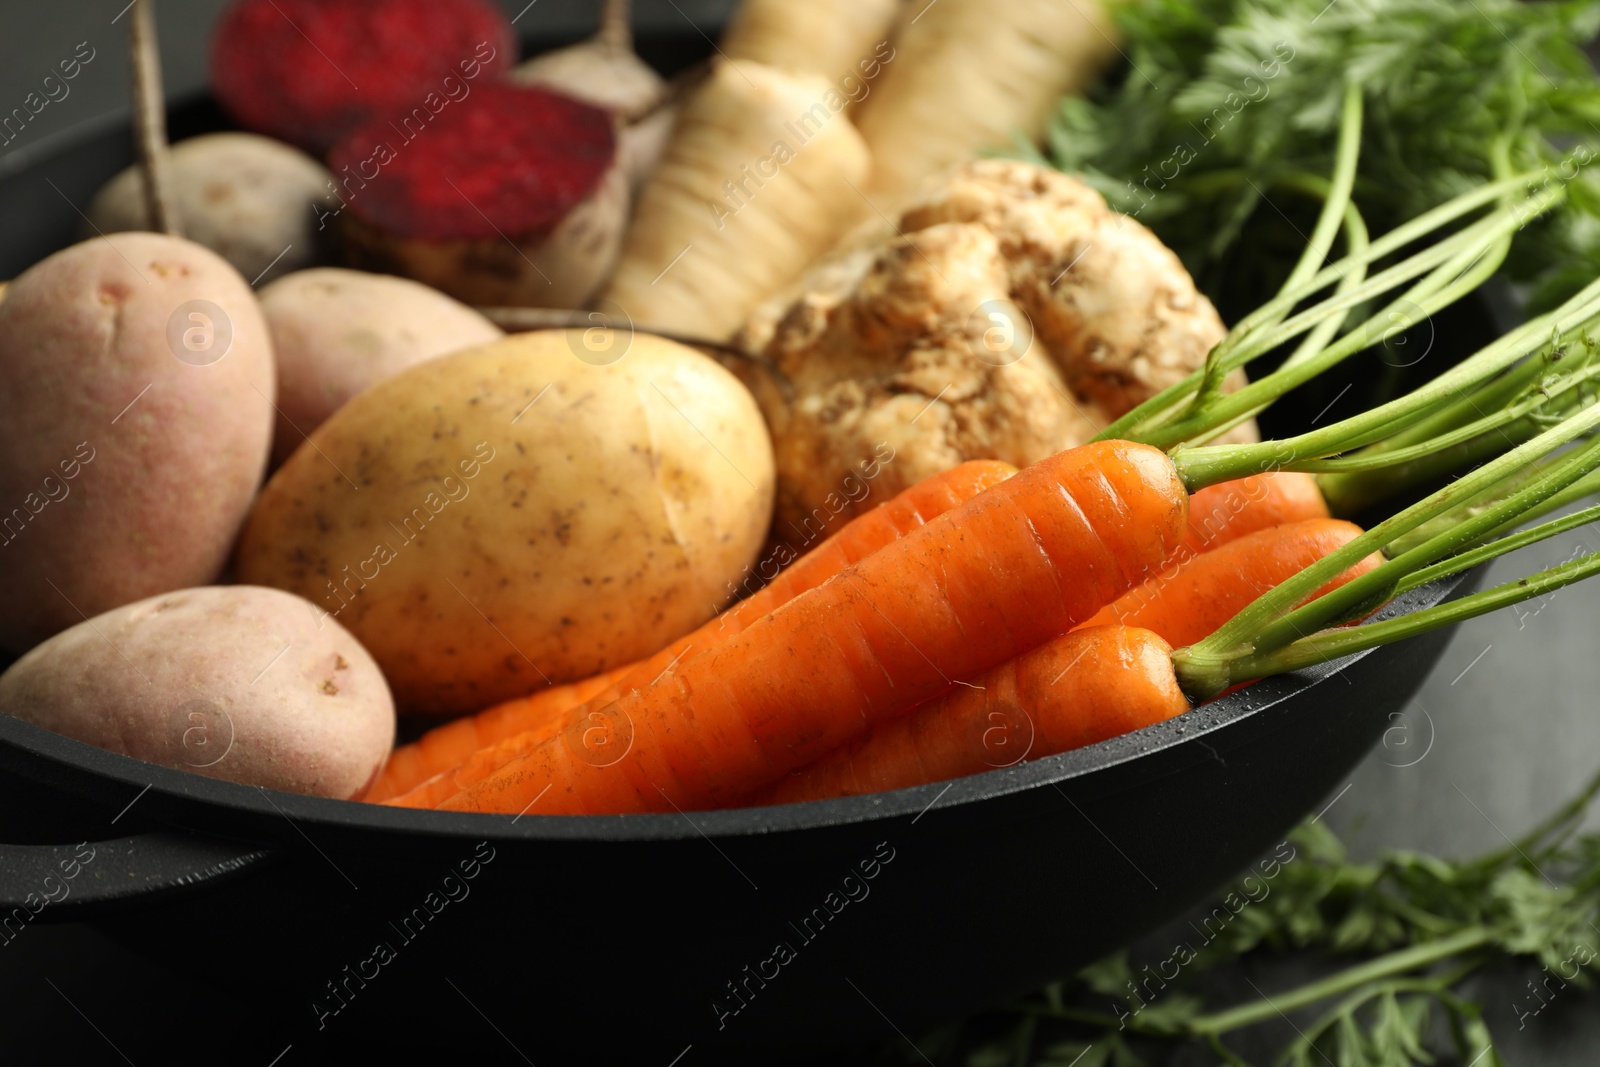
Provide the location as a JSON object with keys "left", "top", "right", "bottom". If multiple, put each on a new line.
{"left": 1315, "top": 352, "right": 1561, "bottom": 513}
{"left": 1300, "top": 411, "right": 1536, "bottom": 481}
{"left": 1387, "top": 458, "right": 1600, "bottom": 557}
{"left": 1107, "top": 180, "right": 1369, "bottom": 448}
{"left": 1251, "top": 432, "right": 1600, "bottom": 650}
{"left": 1096, "top": 170, "right": 1554, "bottom": 443}
{"left": 1169, "top": 271, "right": 1600, "bottom": 491}
{"left": 1395, "top": 501, "right": 1600, "bottom": 595}
{"left": 1189, "top": 82, "right": 1364, "bottom": 410}
{"left": 1224, "top": 172, "right": 1545, "bottom": 343}
{"left": 1275, "top": 206, "right": 1368, "bottom": 374}
{"left": 1278, "top": 962, "right": 1483, "bottom": 1054}
{"left": 1172, "top": 400, "right": 1600, "bottom": 700}
{"left": 1149, "top": 222, "right": 1525, "bottom": 454}
{"left": 1349, "top": 353, "right": 1552, "bottom": 457}
{"left": 1178, "top": 191, "right": 1372, "bottom": 449}
{"left": 1283, "top": 84, "right": 1362, "bottom": 296}
{"left": 1287, "top": 358, "right": 1596, "bottom": 474}
{"left": 1197, "top": 201, "right": 1501, "bottom": 376}
{"left": 1213, "top": 542, "right": 1600, "bottom": 688}
{"left": 1296, "top": 343, "right": 1600, "bottom": 493}
{"left": 1503, "top": 762, "right": 1600, "bottom": 862}
{"left": 1186, "top": 927, "right": 1494, "bottom": 1035}
{"left": 1128, "top": 209, "right": 1519, "bottom": 446}
{"left": 1177, "top": 191, "right": 1548, "bottom": 411}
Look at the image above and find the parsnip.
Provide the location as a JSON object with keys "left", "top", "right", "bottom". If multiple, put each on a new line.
{"left": 600, "top": 59, "right": 870, "bottom": 340}
{"left": 721, "top": 0, "right": 902, "bottom": 80}
{"left": 854, "top": 0, "right": 1120, "bottom": 210}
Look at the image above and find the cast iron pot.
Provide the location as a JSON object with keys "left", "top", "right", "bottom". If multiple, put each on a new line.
{"left": 0, "top": 25, "right": 1483, "bottom": 1067}
{"left": 0, "top": 580, "right": 1467, "bottom": 1065}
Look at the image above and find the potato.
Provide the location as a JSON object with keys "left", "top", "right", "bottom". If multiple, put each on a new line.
{"left": 259, "top": 268, "right": 503, "bottom": 465}
{"left": 0, "top": 586, "right": 394, "bottom": 799}
{"left": 85, "top": 132, "right": 333, "bottom": 286}
{"left": 234, "top": 330, "right": 775, "bottom": 716}
{"left": 0, "top": 233, "right": 275, "bottom": 653}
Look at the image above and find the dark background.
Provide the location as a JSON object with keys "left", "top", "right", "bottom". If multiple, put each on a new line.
{"left": 2, "top": 1, "right": 1599, "bottom": 1064}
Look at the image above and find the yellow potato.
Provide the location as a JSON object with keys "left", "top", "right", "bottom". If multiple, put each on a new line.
{"left": 0, "top": 586, "right": 394, "bottom": 799}
{"left": 0, "top": 233, "right": 275, "bottom": 653}
{"left": 234, "top": 330, "right": 775, "bottom": 716}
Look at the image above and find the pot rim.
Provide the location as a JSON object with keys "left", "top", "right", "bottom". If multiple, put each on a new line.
{"left": 0, "top": 575, "right": 1466, "bottom": 843}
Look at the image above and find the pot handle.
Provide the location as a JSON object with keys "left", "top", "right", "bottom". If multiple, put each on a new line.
{"left": 0, "top": 832, "right": 272, "bottom": 916}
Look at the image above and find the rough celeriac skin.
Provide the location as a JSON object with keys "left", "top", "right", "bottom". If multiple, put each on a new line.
{"left": 737, "top": 159, "right": 1250, "bottom": 539}
{"left": 233, "top": 330, "right": 776, "bottom": 717}
{"left": 259, "top": 268, "right": 503, "bottom": 465}
{"left": 0, "top": 233, "right": 275, "bottom": 653}
{"left": 85, "top": 132, "right": 333, "bottom": 286}
{"left": 0, "top": 586, "right": 395, "bottom": 799}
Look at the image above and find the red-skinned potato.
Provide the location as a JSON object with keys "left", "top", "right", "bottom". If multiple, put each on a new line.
{"left": 259, "top": 268, "right": 502, "bottom": 465}
{"left": 0, "top": 233, "right": 275, "bottom": 653}
{"left": 0, "top": 587, "right": 395, "bottom": 799}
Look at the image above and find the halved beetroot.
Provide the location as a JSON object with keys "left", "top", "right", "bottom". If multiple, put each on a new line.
{"left": 328, "top": 83, "right": 626, "bottom": 308}
{"left": 210, "top": 0, "right": 516, "bottom": 152}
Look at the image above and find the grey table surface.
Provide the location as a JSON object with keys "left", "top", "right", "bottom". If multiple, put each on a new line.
{"left": 2, "top": 2, "right": 1598, "bottom": 1064}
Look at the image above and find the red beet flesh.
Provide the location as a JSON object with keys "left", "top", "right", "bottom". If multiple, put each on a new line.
{"left": 210, "top": 0, "right": 517, "bottom": 153}
{"left": 326, "top": 83, "right": 617, "bottom": 242}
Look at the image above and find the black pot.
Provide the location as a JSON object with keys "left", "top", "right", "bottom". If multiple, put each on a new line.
{"left": 0, "top": 575, "right": 1473, "bottom": 1065}
{"left": 0, "top": 23, "right": 1488, "bottom": 1067}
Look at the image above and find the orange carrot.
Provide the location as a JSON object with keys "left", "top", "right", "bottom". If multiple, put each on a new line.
{"left": 1179, "top": 471, "right": 1329, "bottom": 559}
{"left": 440, "top": 439, "right": 1189, "bottom": 816}
{"left": 367, "top": 459, "right": 1016, "bottom": 803}
{"left": 362, "top": 667, "right": 629, "bottom": 802}
{"left": 758, "top": 626, "right": 1188, "bottom": 805}
{"left": 1079, "top": 518, "right": 1384, "bottom": 648}
{"left": 396, "top": 472, "right": 1327, "bottom": 808}
{"left": 757, "top": 516, "right": 1369, "bottom": 807}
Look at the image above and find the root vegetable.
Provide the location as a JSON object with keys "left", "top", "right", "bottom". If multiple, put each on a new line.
{"left": 599, "top": 58, "right": 870, "bottom": 340}
{"left": 1180, "top": 472, "right": 1329, "bottom": 559}
{"left": 720, "top": 0, "right": 902, "bottom": 81}
{"left": 258, "top": 268, "right": 503, "bottom": 464}
{"left": 511, "top": 0, "right": 674, "bottom": 190}
{"left": 738, "top": 158, "right": 1248, "bottom": 542}
{"left": 366, "top": 665, "right": 634, "bottom": 805}
{"left": 377, "top": 459, "right": 1016, "bottom": 807}
{"left": 0, "top": 233, "right": 274, "bottom": 653}
{"left": 331, "top": 83, "right": 626, "bottom": 309}
{"left": 233, "top": 330, "right": 775, "bottom": 717}
{"left": 853, "top": 0, "right": 1120, "bottom": 210}
{"left": 442, "top": 440, "right": 1187, "bottom": 815}
{"left": 85, "top": 132, "right": 333, "bottom": 286}
{"left": 1080, "top": 518, "right": 1384, "bottom": 649}
{"left": 0, "top": 586, "right": 394, "bottom": 800}
{"left": 759, "top": 626, "right": 1188, "bottom": 805}
{"left": 209, "top": 0, "right": 516, "bottom": 153}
